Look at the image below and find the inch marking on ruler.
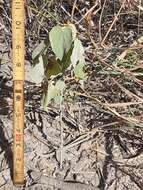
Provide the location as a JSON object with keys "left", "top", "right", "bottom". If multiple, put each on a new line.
{"left": 12, "top": 0, "right": 25, "bottom": 185}
{"left": 12, "top": 0, "right": 25, "bottom": 81}
{"left": 13, "top": 81, "right": 24, "bottom": 184}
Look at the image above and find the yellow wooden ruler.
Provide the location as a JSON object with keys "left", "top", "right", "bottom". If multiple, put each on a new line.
{"left": 12, "top": 0, "right": 25, "bottom": 185}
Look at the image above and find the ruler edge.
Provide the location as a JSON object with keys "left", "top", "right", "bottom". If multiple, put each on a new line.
{"left": 12, "top": 0, "right": 25, "bottom": 185}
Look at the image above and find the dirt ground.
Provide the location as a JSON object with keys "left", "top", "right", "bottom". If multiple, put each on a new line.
{"left": 0, "top": 0, "right": 143, "bottom": 189}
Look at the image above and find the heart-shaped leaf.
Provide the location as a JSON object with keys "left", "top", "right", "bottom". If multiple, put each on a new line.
{"left": 62, "top": 45, "right": 73, "bottom": 71}
{"left": 49, "top": 26, "right": 64, "bottom": 60}
{"left": 55, "top": 80, "right": 65, "bottom": 91}
{"left": 49, "top": 25, "right": 73, "bottom": 60}
{"left": 32, "top": 41, "right": 46, "bottom": 60}
{"left": 67, "top": 23, "right": 77, "bottom": 40}
{"left": 71, "top": 38, "right": 84, "bottom": 67}
{"left": 62, "top": 26, "right": 73, "bottom": 53}
{"left": 41, "top": 82, "right": 57, "bottom": 110}
{"left": 41, "top": 80, "right": 65, "bottom": 109}
{"left": 74, "top": 58, "right": 86, "bottom": 79}
{"left": 45, "top": 57, "right": 62, "bottom": 78}
{"left": 29, "top": 56, "right": 44, "bottom": 84}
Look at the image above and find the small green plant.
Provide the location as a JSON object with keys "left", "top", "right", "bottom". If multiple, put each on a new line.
{"left": 29, "top": 23, "right": 87, "bottom": 109}
{"left": 116, "top": 51, "right": 139, "bottom": 69}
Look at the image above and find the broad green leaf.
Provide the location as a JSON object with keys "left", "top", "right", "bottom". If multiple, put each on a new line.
{"left": 32, "top": 41, "right": 46, "bottom": 60}
{"left": 29, "top": 56, "right": 44, "bottom": 84}
{"left": 67, "top": 23, "right": 77, "bottom": 40}
{"left": 54, "top": 95, "right": 63, "bottom": 104}
{"left": 41, "top": 82, "right": 58, "bottom": 110}
{"left": 51, "top": 80, "right": 65, "bottom": 104}
{"left": 45, "top": 57, "right": 62, "bottom": 78}
{"left": 41, "top": 93, "right": 48, "bottom": 110}
{"left": 62, "top": 26, "right": 73, "bottom": 53}
{"left": 46, "top": 82, "right": 58, "bottom": 104}
{"left": 74, "top": 58, "right": 86, "bottom": 79}
{"left": 71, "top": 38, "right": 84, "bottom": 67}
{"left": 62, "top": 45, "right": 73, "bottom": 71}
{"left": 55, "top": 80, "right": 65, "bottom": 91}
{"left": 49, "top": 26, "right": 65, "bottom": 60}
{"left": 41, "top": 80, "right": 65, "bottom": 109}
{"left": 49, "top": 25, "right": 73, "bottom": 60}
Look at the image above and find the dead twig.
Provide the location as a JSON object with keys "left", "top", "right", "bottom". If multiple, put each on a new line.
{"left": 101, "top": 0, "right": 126, "bottom": 46}
{"left": 71, "top": 0, "right": 78, "bottom": 22}
{"left": 72, "top": 90, "right": 143, "bottom": 127}
{"left": 99, "top": 0, "right": 107, "bottom": 41}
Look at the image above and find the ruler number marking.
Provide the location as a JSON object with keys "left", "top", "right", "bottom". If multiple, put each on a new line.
{"left": 13, "top": 0, "right": 25, "bottom": 184}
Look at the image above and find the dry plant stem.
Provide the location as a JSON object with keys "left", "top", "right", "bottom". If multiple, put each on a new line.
{"left": 106, "top": 101, "right": 143, "bottom": 108}
{"left": 138, "top": 0, "right": 142, "bottom": 34}
{"left": 38, "top": 12, "right": 46, "bottom": 35}
{"left": 27, "top": 5, "right": 61, "bottom": 24}
{"left": 112, "top": 78, "right": 143, "bottom": 102}
{"left": 63, "top": 132, "right": 108, "bottom": 156}
{"left": 61, "top": 5, "right": 72, "bottom": 20}
{"left": 101, "top": 0, "right": 126, "bottom": 46}
{"left": 71, "top": 171, "right": 99, "bottom": 174}
{"left": 60, "top": 90, "right": 64, "bottom": 170}
{"left": 71, "top": 0, "right": 78, "bottom": 22}
{"left": 36, "top": 121, "right": 136, "bottom": 159}
{"left": 34, "top": 0, "right": 49, "bottom": 18}
{"left": 129, "top": 64, "right": 143, "bottom": 71}
{"left": 87, "top": 5, "right": 101, "bottom": 49}
{"left": 27, "top": 129, "right": 50, "bottom": 147}
{"left": 0, "top": 23, "right": 9, "bottom": 33}
{"left": 77, "top": 102, "right": 82, "bottom": 132}
{"left": 118, "top": 35, "right": 143, "bottom": 60}
{"left": 76, "top": 2, "right": 99, "bottom": 25}
{"left": 73, "top": 90, "right": 142, "bottom": 126}
{"left": 2, "top": 8, "right": 12, "bottom": 23}
{"left": 97, "top": 56, "right": 143, "bottom": 85}
{"left": 137, "top": 4, "right": 143, "bottom": 11}
{"left": 99, "top": 0, "right": 107, "bottom": 41}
